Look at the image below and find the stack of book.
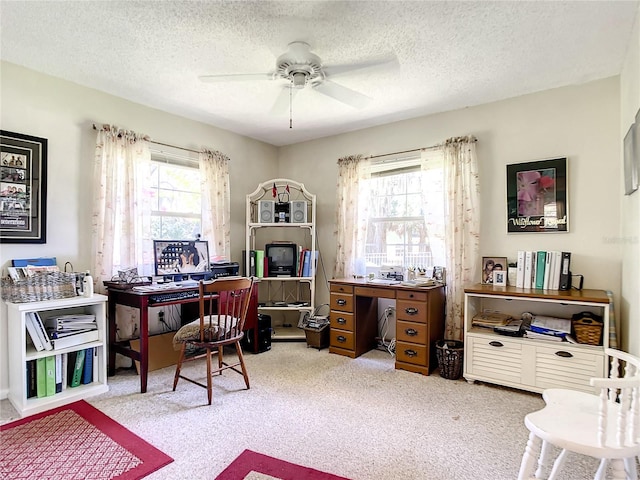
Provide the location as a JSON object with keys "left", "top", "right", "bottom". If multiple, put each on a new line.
{"left": 525, "top": 315, "right": 572, "bottom": 342}
{"left": 515, "top": 250, "right": 572, "bottom": 290}
{"left": 26, "top": 347, "right": 96, "bottom": 398}
{"left": 472, "top": 311, "right": 513, "bottom": 329}
{"left": 44, "top": 314, "right": 98, "bottom": 350}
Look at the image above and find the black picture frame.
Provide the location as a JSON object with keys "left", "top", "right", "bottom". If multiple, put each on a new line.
{"left": 506, "top": 157, "right": 568, "bottom": 233}
{"left": 0, "top": 130, "right": 48, "bottom": 243}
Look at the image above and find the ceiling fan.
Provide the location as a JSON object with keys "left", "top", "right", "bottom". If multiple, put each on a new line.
{"left": 199, "top": 41, "right": 398, "bottom": 120}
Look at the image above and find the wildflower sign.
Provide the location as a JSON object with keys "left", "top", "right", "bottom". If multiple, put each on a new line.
{"left": 506, "top": 157, "right": 568, "bottom": 233}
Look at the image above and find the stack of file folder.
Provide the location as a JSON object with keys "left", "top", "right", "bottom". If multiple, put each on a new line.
{"left": 525, "top": 315, "right": 572, "bottom": 342}
{"left": 45, "top": 314, "right": 98, "bottom": 349}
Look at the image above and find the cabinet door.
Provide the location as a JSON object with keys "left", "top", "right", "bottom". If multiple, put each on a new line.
{"left": 534, "top": 344, "right": 604, "bottom": 393}
{"left": 466, "top": 335, "right": 527, "bottom": 386}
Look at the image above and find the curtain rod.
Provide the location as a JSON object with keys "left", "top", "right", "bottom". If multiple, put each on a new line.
{"left": 92, "top": 123, "right": 200, "bottom": 154}
{"left": 366, "top": 137, "right": 478, "bottom": 160}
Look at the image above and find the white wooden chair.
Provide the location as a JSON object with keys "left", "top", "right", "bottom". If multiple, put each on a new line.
{"left": 517, "top": 348, "right": 640, "bottom": 480}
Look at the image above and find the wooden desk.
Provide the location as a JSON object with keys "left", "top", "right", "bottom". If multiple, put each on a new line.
{"left": 328, "top": 278, "right": 445, "bottom": 375}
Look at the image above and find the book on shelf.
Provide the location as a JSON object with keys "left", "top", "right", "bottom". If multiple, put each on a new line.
{"left": 45, "top": 355, "right": 56, "bottom": 397}
{"left": 47, "top": 327, "right": 96, "bottom": 339}
{"left": 26, "top": 360, "right": 37, "bottom": 398}
{"left": 28, "top": 312, "right": 53, "bottom": 351}
{"left": 55, "top": 354, "right": 63, "bottom": 393}
{"left": 535, "top": 251, "right": 546, "bottom": 289}
{"left": 523, "top": 251, "right": 533, "bottom": 289}
{"left": 61, "top": 353, "right": 68, "bottom": 391}
{"left": 255, "top": 250, "right": 264, "bottom": 277}
{"left": 543, "top": 252, "right": 552, "bottom": 289}
{"left": 44, "top": 314, "right": 96, "bottom": 331}
{"left": 516, "top": 250, "right": 525, "bottom": 288}
{"left": 82, "top": 347, "right": 93, "bottom": 384}
{"left": 25, "top": 313, "right": 45, "bottom": 351}
{"left": 50, "top": 329, "right": 99, "bottom": 350}
{"left": 551, "top": 251, "right": 562, "bottom": 290}
{"left": 69, "top": 349, "right": 86, "bottom": 387}
{"left": 36, "top": 357, "right": 47, "bottom": 398}
{"left": 559, "top": 251, "right": 572, "bottom": 290}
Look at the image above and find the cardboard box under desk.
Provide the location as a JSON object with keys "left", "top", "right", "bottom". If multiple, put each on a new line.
{"left": 129, "top": 332, "right": 181, "bottom": 374}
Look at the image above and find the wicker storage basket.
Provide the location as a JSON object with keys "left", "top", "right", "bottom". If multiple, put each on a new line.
{"left": 571, "top": 314, "right": 603, "bottom": 346}
{"left": 436, "top": 339, "right": 464, "bottom": 380}
{"left": 1, "top": 272, "right": 77, "bottom": 303}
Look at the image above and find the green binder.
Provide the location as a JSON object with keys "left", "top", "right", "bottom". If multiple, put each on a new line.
{"left": 70, "top": 349, "right": 85, "bottom": 387}
{"left": 45, "top": 355, "right": 56, "bottom": 396}
{"left": 36, "top": 357, "right": 46, "bottom": 398}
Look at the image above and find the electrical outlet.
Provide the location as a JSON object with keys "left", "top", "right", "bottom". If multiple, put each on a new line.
{"left": 158, "top": 310, "right": 165, "bottom": 322}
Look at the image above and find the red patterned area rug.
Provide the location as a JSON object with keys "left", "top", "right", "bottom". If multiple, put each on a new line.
{"left": 215, "top": 449, "right": 351, "bottom": 480}
{"left": 0, "top": 400, "right": 173, "bottom": 480}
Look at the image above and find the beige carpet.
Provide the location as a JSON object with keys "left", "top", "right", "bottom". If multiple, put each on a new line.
{"left": 0, "top": 342, "right": 626, "bottom": 479}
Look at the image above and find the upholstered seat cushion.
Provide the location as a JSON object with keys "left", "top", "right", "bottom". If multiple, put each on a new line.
{"left": 172, "top": 315, "right": 239, "bottom": 349}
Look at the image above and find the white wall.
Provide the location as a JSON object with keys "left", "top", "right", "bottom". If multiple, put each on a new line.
{"left": 0, "top": 62, "right": 278, "bottom": 396}
{"left": 279, "top": 77, "right": 629, "bottom": 349}
{"left": 620, "top": 5, "right": 640, "bottom": 356}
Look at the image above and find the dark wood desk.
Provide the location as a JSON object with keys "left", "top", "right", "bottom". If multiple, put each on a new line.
{"left": 328, "top": 278, "right": 445, "bottom": 375}
{"left": 107, "top": 284, "right": 259, "bottom": 393}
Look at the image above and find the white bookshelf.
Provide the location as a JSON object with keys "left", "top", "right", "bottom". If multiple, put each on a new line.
{"left": 7, "top": 294, "right": 109, "bottom": 417}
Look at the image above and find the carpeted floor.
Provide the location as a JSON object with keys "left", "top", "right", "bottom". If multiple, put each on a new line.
{"left": 0, "top": 400, "right": 172, "bottom": 480}
{"left": 1, "top": 342, "right": 630, "bottom": 479}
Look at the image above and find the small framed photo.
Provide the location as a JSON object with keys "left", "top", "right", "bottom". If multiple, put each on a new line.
{"left": 493, "top": 269, "right": 507, "bottom": 286}
{"left": 482, "top": 256, "right": 507, "bottom": 284}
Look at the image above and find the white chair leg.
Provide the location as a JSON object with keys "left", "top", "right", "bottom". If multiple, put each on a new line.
{"left": 518, "top": 432, "right": 541, "bottom": 480}
{"left": 594, "top": 458, "right": 607, "bottom": 480}
{"left": 547, "top": 449, "right": 568, "bottom": 480}
{"left": 623, "top": 457, "right": 638, "bottom": 480}
{"left": 609, "top": 459, "right": 626, "bottom": 480}
{"left": 534, "top": 440, "right": 553, "bottom": 479}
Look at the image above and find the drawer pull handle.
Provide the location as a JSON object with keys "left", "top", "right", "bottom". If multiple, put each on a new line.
{"left": 337, "top": 317, "right": 346, "bottom": 325}
{"left": 489, "top": 341, "right": 504, "bottom": 347}
{"left": 404, "top": 349, "right": 418, "bottom": 357}
{"left": 405, "top": 328, "right": 418, "bottom": 336}
{"left": 337, "top": 335, "right": 347, "bottom": 343}
{"left": 555, "top": 351, "right": 573, "bottom": 358}
{"left": 405, "top": 307, "right": 418, "bottom": 315}
{"left": 336, "top": 299, "right": 347, "bottom": 306}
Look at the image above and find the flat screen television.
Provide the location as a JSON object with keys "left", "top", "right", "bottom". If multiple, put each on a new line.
{"left": 153, "top": 240, "right": 211, "bottom": 278}
{"left": 266, "top": 243, "right": 297, "bottom": 277}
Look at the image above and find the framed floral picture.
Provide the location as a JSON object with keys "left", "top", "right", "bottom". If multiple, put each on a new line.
{"left": 506, "top": 157, "right": 568, "bottom": 233}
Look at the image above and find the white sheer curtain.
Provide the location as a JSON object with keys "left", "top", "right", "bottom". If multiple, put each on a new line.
{"left": 199, "top": 149, "right": 230, "bottom": 260}
{"left": 91, "top": 125, "right": 151, "bottom": 293}
{"left": 442, "top": 136, "right": 480, "bottom": 340}
{"left": 334, "top": 154, "right": 370, "bottom": 278}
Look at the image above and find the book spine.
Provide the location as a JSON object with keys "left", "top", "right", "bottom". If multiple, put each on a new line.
{"left": 82, "top": 347, "right": 93, "bottom": 384}
{"left": 302, "top": 250, "right": 311, "bottom": 277}
{"left": 26, "top": 360, "right": 37, "bottom": 398}
{"left": 36, "top": 357, "right": 47, "bottom": 398}
{"left": 250, "top": 250, "right": 256, "bottom": 277}
{"left": 543, "top": 252, "right": 552, "bottom": 289}
{"left": 255, "top": 250, "right": 264, "bottom": 278}
{"left": 32, "top": 312, "right": 53, "bottom": 351}
{"left": 551, "top": 251, "right": 562, "bottom": 290}
{"left": 535, "top": 251, "right": 546, "bottom": 289}
{"left": 55, "top": 354, "right": 63, "bottom": 393}
{"left": 559, "top": 251, "right": 572, "bottom": 290}
{"left": 61, "top": 353, "right": 68, "bottom": 391}
{"left": 523, "top": 251, "right": 533, "bottom": 289}
{"left": 70, "top": 349, "right": 86, "bottom": 387}
{"left": 51, "top": 329, "right": 99, "bottom": 350}
{"left": 45, "top": 355, "right": 56, "bottom": 396}
{"left": 516, "top": 250, "right": 525, "bottom": 288}
{"left": 25, "top": 313, "right": 45, "bottom": 351}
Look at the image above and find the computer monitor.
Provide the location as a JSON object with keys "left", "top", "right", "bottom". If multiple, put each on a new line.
{"left": 153, "top": 240, "right": 211, "bottom": 278}
{"left": 266, "top": 243, "right": 297, "bottom": 277}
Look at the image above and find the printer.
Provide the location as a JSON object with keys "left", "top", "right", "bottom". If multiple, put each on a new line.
{"left": 210, "top": 261, "right": 240, "bottom": 279}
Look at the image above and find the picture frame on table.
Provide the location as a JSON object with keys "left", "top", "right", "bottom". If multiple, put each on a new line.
{"left": 482, "top": 256, "right": 507, "bottom": 284}
{"left": 506, "top": 157, "right": 568, "bottom": 233}
{"left": 0, "top": 130, "right": 47, "bottom": 243}
{"left": 492, "top": 269, "right": 507, "bottom": 286}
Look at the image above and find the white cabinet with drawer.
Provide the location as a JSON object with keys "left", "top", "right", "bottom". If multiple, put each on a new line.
{"left": 464, "top": 285, "right": 610, "bottom": 394}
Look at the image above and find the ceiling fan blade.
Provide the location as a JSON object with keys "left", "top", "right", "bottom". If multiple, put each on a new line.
{"left": 313, "top": 80, "right": 371, "bottom": 109}
{"left": 270, "top": 86, "right": 298, "bottom": 115}
{"left": 199, "top": 73, "right": 274, "bottom": 83}
{"left": 322, "top": 54, "right": 399, "bottom": 78}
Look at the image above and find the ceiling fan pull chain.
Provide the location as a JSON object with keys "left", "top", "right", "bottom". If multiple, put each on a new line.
{"left": 289, "top": 81, "right": 293, "bottom": 129}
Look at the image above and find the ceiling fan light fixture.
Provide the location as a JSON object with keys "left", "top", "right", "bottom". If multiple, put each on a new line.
{"left": 291, "top": 71, "right": 307, "bottom": 88}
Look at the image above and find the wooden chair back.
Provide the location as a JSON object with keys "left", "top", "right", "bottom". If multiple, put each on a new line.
{"left": 198, "top": 277, "right": 254, "bottom": 343}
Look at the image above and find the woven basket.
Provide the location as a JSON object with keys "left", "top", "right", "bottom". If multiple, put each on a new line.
{"left": 572, "top": 318, "right": 603, "bottom": 346}
{"left": 436, "top": 339, "right": 464, "bottom": 380}
{"left": 1, "top": 272, "right": 77, "bottom": 303}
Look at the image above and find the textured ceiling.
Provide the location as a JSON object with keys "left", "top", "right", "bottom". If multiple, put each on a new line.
{"left": 1, "top": 1, "right": 638, "bottom": 146}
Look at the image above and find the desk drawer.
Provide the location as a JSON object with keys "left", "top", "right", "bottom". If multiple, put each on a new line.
{"left": 330, "top": 329, "right": 354, "bottom": 350}
{"left": 330, "top": 292, "right": 353, "bottom": 312}
{"left": 396, "top": 320, "right": 427, "bottom": 344}
{"left": 397, "top": 290, "right": 428, "bottom": 302}
{"left": 397, "top": 299, "right": 427, "bottom": 323}
{"left": 330, "top": 283, "right": 353, "bottom": 294}
{"left": 330, "top": 311, "right": 354, "bottom": 331}
{"left": 354, "top": 286, "right": 396, "bottom": 299}
{"left": 396, "top": 341, "right": 427, "bottom": 366}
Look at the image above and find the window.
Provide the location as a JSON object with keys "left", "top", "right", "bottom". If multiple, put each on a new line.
{"left": 362, "top": 152, "right": 445, "bottom": 271}
{"left": 149, "top": 154, "right": 202, "bottom": 240}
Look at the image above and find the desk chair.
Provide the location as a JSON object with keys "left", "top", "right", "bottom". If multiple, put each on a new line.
{"left": 172, "top": 277, "right": 254, "bottom": 405}
{"left": 517, "top": 348, "right": 640, "bottom": 480}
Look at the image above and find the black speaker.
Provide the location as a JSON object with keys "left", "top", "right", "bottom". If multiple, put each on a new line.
{"left": 242, "top": 314, "right": 272, "bottom": 353}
